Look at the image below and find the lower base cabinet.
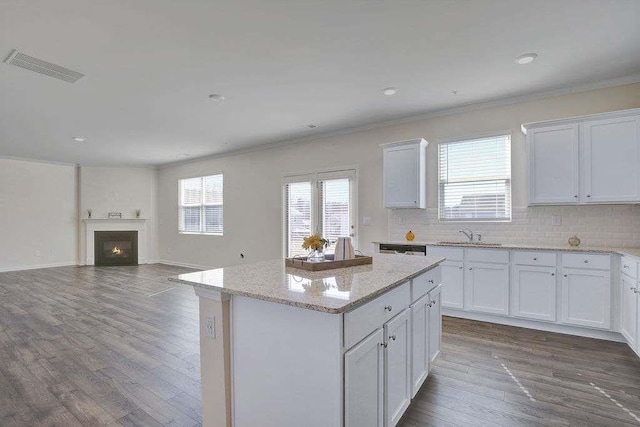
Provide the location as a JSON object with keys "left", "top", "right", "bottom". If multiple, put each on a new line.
{"left": 410, "top": 295, "right": 429, "bottom": 398}
{"left": 561, "top": 268, "right": 611, "bottom": 329}
{"left": 441, "top": 261, "right": 464, "bottom": 309}
{"left": 384, "top": 309, "right": 411, "bottom": 427}
{"left": 428, "top": 285, "right": 442, "bottom": 364}
{"left": 621, "top": 274, "right": 638, "bottom": 350}
{"left": 345, "top": 329, "right": 384, "bottom": 427}
{"left": 511, "top": 265, "right": 557, "bottom": 322}
{"left": 465, "top": 262, "right": 510, "bottom": 315}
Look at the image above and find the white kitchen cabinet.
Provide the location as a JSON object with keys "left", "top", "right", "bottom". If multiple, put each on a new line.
{"left": 345, "top": 329, "right": 384, "bottom": 427}
{"left": 410, "top": 295, "right": 429, "bottom": 398}
{"left": 382, "top": 139, "right": 427, "bottom": 209}
{"left": 581, "top": 115, "right": 640, "bottom": 203}
{"left": 428, "top": 284, "right": 442, "bottom": 364}
{"left": 384, "top": 309, "right": 411, "bottom": 427}
{"left": 511, "top": 265, "right": 557, "bottom": 322}
{"left": 523, "top": 108, "right": 640, "bottom": 206}
{"left": 465, "top": 262, "right": 510, "bottom": 315}
{"left": 440, "top": 261, "right": 464, "bottom": 309}
{"left": 526, "top": 123, "right": 579, "bottom": 205}
{"left": 621, "top": 274, "right": 638, "bottom": 350}
{"left": 561, "top": 268, "right": 611, "bottom": 329}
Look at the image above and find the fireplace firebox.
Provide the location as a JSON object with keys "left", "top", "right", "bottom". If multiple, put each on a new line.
{"left": 94, "top": 231, "right": 138, "bottom": 266}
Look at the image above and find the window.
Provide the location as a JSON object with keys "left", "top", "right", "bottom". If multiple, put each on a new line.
{"left": 283, "top": 169, "right": 356, "bottom": 257}
{"left": 179, "top": 174, "right": 223, "bottom": 234}
{"left": 438, "top": 134, "right": 511, "bottom": 221}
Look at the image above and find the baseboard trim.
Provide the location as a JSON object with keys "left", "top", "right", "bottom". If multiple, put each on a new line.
{"left": 443, "top": 308, "right": 626, "bottom": 343}
{"left": 157, "top": 259, "right": 210, "bottom": 270}
{"left": 0, "top": 261, "right": 78, "bottom": 273}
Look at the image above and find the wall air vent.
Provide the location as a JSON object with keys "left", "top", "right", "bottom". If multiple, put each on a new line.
{"left": 4, "top": 49, "right": 84, "bottom": 83}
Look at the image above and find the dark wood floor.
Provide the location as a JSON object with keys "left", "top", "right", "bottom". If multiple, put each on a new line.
{"left": 1, "top": 265, "right": 639, "bottom": 426}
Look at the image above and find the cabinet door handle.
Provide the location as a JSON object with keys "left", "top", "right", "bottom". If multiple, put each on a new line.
{"left": 431, "top": 300, "right": 436, "bottom": 305}
{"left": 384, "top": 305, "right": 393, "bottom": 312}
{"left": 551, "top": 273, "right": 555, "bottom": 276}
{"left": 564, "top": 274, "right": 568, "bottom": 278}
{"left": 624, "top": 265, "right": 629, "bottom": 269}
{"left": 458, "top": 266, "right": 463, "bottom": 270}
{"left": 584, "top": 260, "right": 589, "bottom": 264}
{"left": 469, "top": 267, "right": 473, "bottom": 271}
{"left": 381, "top": 342, "right": 388, "bottom": 348}
{"left": 587, "top": 195, "right": 591, "bottom": 198}
{"left": 428, "top": 279, "right": 434, "bottom": 284}
{"left": 574, "top": 195, "right": 578, "bottom": 198}
{"left": 427, "top": 302, "right": 433, "bottom": 307}
{"left": 533, "top": 257, "right": 538, "bottom": 261}
{"left": 390, "top": 335, "right": 397, "bottom": 341}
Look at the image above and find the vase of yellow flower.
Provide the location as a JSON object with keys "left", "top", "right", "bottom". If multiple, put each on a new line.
{"left": 302, "top": 233, "right": 329, "bottom": 263}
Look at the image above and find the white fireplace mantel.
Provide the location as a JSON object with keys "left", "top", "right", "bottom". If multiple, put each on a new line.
{"left": 83, "top": 219, "right": 148, "bottom": 265}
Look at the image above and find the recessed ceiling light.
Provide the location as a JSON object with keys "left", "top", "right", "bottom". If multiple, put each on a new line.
{"left": 176, "top": 153, "right": 190, "bottom": 159}
{"left": 515, "top": 53, "right": 538, "bottom": 65}
{"left": 451, "top": 90, "right": 459, "bottom": 95}
{"left": 72, "top": 136, "right": 86, "bottom": 142}
{"left": 381, "top": 87, "right": 397, "bottom": 96}
{"left": 208, "top": 93, "right": 225, "bottom": 101}
{"left": 307, "top": 124, "right": 317, "bottom": 129}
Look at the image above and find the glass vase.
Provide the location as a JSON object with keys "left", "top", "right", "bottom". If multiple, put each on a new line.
{"left": 308, "top": 248, "right": 325, "bottom": 263}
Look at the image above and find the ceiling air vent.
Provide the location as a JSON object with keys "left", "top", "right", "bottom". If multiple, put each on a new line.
{"left": 4, "top": 49, "right": 84, "bottom": 83}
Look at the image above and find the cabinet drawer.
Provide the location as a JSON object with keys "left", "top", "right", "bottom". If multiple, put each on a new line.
{"left": 621, "top": 256, "right": 639, "bottom": 279}
{"left": 426, "top": 246, "right": 463, "bottom": 261}
{"left": 345, "top": 282, "right": 410, "bottom": 349}
{"left": 411, "top": 266, "right": 441, "bottom": 302}
{"left": 467, "top": 248, "right": 509, "bottom": 264}
{"left": 513, "top": 251, "right": 557, "bottom": 267}
{"left": 562, "top": 253, "right": 610, "bottom": 270}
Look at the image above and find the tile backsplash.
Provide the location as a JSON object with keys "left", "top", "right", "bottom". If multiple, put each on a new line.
{"left": 388, "top": 205, "right": 640, "bottom": 248}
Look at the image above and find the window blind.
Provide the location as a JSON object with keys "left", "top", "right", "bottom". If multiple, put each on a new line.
{"left": 320, "top": 178, "right": 351, "bottom": 247}
{"left": 438, "top": 135, "right": 511, "bottom": 221}
{"left": 179, "top": 174, "right": 224, "bottom": 234}
{"left": 285, "top": 181, "right": 312, "bottom": 257}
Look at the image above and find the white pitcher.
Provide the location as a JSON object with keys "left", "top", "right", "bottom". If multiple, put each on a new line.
{"left": 334, "top": 237, "right": 355, "bottom": 260}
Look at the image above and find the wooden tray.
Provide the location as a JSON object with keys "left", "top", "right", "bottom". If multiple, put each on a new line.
{"left": 285, "top": 254, "right": 372, "bottom": 271}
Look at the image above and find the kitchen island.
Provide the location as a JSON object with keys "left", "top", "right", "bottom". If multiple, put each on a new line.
{"left": 170, "top": 254, "right": 444, "bottom": 427}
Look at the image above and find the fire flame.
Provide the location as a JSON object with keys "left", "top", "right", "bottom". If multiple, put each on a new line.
{"left": 112, "top": 246, "right": 122, "bottom": 255}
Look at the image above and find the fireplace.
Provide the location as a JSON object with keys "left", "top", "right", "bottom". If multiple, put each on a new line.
{"left": 94, "top": 231, "right": 138, "bottom": 266}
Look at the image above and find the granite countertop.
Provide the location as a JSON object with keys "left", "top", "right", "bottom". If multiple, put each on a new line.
{"left": 169, "top": 255, "right": 444, "bottom": 314}
{"left": 373, "top": 241, "right": 640, "bottom": 259}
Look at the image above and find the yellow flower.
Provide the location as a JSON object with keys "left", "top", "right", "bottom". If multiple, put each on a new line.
{"left": 302, "top": 233, "right": 329, "bottom": 251}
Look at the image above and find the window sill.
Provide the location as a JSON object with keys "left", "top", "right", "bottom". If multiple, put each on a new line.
{"left": 179, "top": 232, "right": 224, "bottom": 236}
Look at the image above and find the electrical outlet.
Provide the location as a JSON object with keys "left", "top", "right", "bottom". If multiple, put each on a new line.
{"left": 552, "top": 215, "right": 562, "bottom": 226}
{"left": 205, "top": 316, "right": 215, "bottom": 339}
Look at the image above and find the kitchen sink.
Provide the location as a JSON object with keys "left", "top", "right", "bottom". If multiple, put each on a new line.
{"left": 438, "top": 241, "right": 503, "bottom": 246}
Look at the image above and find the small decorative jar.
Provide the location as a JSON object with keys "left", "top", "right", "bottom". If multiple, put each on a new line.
{"left": 568, "top": 235, "right": 581, "bottom": 247}
{"left": 406, "top": 230, "right": 415, "bottom": 241}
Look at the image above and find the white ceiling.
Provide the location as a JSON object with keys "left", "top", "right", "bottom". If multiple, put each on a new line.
{"left": 1, "top": 0, "right": 639, "bottom": 166}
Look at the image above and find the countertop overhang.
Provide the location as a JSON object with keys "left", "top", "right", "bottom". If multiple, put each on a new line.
{"left": 169, "top": 255, "right": 444, "bottom": 314}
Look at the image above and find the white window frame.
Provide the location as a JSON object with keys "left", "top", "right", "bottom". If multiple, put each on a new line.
{"left": 437, "top": 132, "right": 512, "bottom": 223}
{"left": 178, "top": 173, "right": 224, "bottom": 235}
{"left": 282, "top": 167, "right": 358, "bottom": 258}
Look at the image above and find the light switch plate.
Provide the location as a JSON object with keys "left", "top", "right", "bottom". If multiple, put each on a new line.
{"left": 552, "top": 215, "right": 562, "bottom": 226}
{"left": 362, "top": 216, "right": 371, "bottom": 226}
{"left": 205, "top": 316, "right": 215, "bottom": 339}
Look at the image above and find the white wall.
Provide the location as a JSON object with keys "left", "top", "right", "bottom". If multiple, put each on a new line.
{"left": 157, "top": 83, "right": 640, "bottom": 268}
{"left": 0, "top": 158, "right": 77, "bottom": 271}
{"left": 79, "top": 166, "right": 158, "bottom": 263}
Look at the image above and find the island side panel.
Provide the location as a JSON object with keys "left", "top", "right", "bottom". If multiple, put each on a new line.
{"left": 232, "top": 295, "right": 343, "bottom": 427}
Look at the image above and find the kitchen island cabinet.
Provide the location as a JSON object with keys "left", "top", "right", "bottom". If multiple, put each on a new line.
{"left": 171, "top": 255, "right": 443, "bottom": 427}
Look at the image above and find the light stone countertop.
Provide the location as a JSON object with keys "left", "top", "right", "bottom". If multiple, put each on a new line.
{"left": 374, "top": 241, "right": 640, "bottom": 260}
{"left": 169, "top": 255, "right": 444, "bottom": 314}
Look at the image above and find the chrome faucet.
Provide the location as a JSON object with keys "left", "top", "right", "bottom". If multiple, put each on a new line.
{"left": 459, "top": 229, "right": 474, "bottom": 242}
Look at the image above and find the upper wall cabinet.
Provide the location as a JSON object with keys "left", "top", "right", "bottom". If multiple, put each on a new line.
{"left": 523, "top": 109, "right": 640, "bottom": 206}
{"left": 382, "top": 138, "right": 427, "bottom": 209}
